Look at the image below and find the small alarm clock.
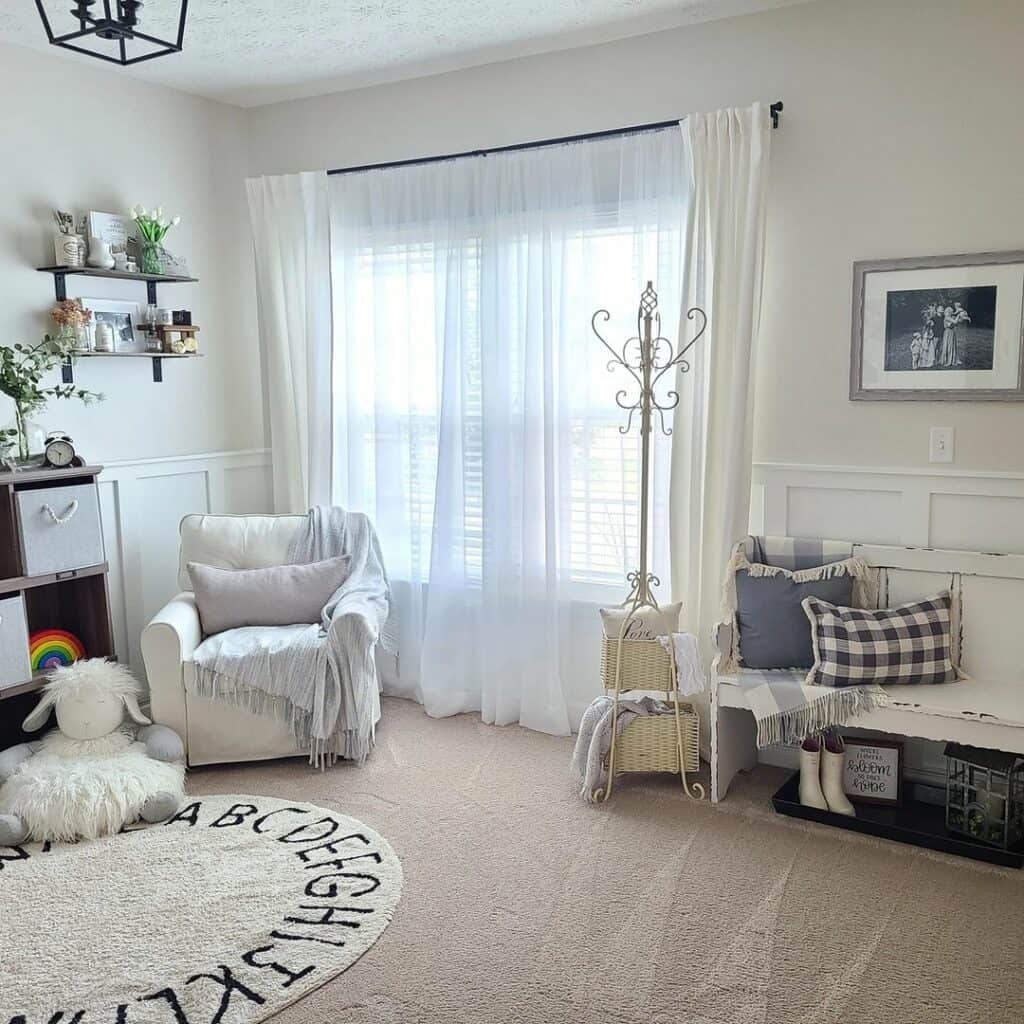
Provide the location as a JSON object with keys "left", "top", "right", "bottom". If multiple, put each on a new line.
{"left": 42, "top": 432, "right": 84, "bottom": 469}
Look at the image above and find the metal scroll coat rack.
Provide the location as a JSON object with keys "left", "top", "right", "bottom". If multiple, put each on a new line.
{"left": 591, "top": 282, "right": 707, "bottom": 800}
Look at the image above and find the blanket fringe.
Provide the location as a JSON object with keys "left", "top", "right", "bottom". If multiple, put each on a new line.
{"left": 190, "top": 666, "right": 371, "bottom": 767}
{"left": 754, "top": 685, "right": 890, "bottom": 748}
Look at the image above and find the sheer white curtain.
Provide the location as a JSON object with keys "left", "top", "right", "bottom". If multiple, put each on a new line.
{"left": 329, "top": 130, "right": 688, "bottom": 733}
{"left": 245, "top": 171, "right": 332, "bottom": 513}
{"left": 670, "top": 103, "right": 772, "bottom": 746}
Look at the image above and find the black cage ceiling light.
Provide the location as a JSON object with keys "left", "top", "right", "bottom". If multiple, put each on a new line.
{"left": 35, "top": 1, "right": 188, "bottom": 66}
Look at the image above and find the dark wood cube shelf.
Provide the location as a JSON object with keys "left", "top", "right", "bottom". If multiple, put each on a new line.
{"left": 0, "top": 465, "right": 115, "bottom": 748}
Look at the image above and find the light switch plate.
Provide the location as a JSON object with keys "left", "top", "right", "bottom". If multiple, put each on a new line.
{"left": 929, "top": 426, "right": 954, "bottom": 463}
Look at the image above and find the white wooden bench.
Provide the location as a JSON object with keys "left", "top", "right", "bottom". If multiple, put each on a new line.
{"left": 710, "top": 544, "right": 1024, "bottom": 803}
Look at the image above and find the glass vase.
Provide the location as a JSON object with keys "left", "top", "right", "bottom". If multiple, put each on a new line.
{"left": 5, "top": 406, "right": 46, "bottom": 467}
{"left": 57, "top": 325, "right": 90, "bottom": 353}
{"left": 140, "top": 240, "right": 164, "bottom": 275}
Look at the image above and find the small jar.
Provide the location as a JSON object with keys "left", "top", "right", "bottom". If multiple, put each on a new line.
{"left": 94, "top": 322, "right": 115, "bottom": 353}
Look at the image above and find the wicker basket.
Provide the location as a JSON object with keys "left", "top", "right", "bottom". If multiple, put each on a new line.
{"left": 613, "top": 703, "right": 700, "bottom": 775}
{"left": 599, "top": 634, "right": 674, "bottom": 692}
{"left": 600, "top": 633, "right": 701, "bottom": 778}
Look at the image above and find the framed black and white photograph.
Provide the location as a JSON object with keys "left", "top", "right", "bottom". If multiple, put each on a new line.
{"left": 84, "top": 298, "right": 143, "bottom": 353}
{"left": 850, "top": 251, "right": 1024, "bottom": 400}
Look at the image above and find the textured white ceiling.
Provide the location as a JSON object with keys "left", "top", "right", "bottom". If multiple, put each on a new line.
{"left": 1, "top": 1, "right": 811, "bottom": 107}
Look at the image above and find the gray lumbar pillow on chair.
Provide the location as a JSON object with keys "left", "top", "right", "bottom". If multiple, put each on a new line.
{"left": 187, "top": 556, "right": 350, "bottom": 635}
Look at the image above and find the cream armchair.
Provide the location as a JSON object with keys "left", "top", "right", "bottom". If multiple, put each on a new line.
{"left": 142, "top": 513, "right": 339, "bottom": 766}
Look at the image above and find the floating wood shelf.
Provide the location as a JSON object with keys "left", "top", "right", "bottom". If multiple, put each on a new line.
{"left": 64, "top": 351, "right": 202, "bottom": 383}
{"left": 76, "top": 350, "right": 203, "bottom": 364}
{"left": 37, "top": 265, "right": 201, "bottom": 383}
{"left": 37, "top": 265, "right": 198, "bottom": 286}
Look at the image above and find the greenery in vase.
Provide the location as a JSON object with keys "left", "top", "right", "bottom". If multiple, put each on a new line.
{"left": 0, "top": 335, "right": 103, "bottom": 463}
{"left": 132, "top": 205, "right": 181, "bottom": 274}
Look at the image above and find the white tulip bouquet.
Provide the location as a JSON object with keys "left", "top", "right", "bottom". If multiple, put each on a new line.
{"left": 131, "top": 206, "right": 182, "bottom": 274}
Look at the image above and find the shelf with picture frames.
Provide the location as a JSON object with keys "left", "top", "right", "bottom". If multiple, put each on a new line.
{"left": 37, "top": 265, "right": 201, "bottom": 383}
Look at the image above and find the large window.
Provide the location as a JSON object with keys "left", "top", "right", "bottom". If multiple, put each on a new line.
{"left": 328, "top": 128, "right": 687, "bottom": 731}
{"left": 335, "top": 216, "right": 677, "bottom": 593}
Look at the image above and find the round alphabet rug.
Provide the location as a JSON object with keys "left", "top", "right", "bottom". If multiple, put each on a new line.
{"left": 1, "top": 794, "right": 402, "bottom": 1022}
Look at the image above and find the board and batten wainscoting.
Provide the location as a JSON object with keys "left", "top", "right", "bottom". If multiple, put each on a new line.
{"left": 97, "top": 449, "right": 272, "bottom": 688}
{"left": 749, "top": 461, "right": 1024, "bottom": 787}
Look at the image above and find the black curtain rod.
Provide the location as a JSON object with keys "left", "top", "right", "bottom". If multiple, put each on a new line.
{"left": 327, "top": 101, "right": 783, "bottom": 177}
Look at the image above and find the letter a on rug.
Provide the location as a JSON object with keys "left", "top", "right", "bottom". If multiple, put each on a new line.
{"left": 0, "top": 794, "right": 403, "bottom": 1021}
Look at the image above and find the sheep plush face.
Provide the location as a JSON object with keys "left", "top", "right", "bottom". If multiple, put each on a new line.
{"left": 23, "top": 660, "right": 150, "bottom": 740}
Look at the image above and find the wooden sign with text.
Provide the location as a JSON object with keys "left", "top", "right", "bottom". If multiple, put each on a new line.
{"left": 842, "top": 737, "right": 903, "bottom": 806}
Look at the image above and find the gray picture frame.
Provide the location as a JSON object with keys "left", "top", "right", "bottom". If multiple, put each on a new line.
{"left": 850, "top": 250, "right": 1024, "bottom": 401}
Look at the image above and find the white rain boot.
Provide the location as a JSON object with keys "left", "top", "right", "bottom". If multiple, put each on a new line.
{"left": 798, "top": 738, "right": 828, "bottom": 811}
{"left": 821, "top": 732, "right": 856, "bottom": 817}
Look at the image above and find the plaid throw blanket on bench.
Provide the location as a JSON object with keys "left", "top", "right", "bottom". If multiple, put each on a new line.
{"left": 720, "top": 535, "right": 889, "bottom": 747}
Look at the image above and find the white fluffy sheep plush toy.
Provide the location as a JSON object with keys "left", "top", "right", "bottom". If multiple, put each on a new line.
{"left": 0, "top": 659, "right": 186, "bottom": 846}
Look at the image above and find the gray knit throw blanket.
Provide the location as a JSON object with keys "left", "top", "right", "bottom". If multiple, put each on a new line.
{"left": 191, "top": 506, "right": 392, "bottom": 767}
{"left": 571, "top": 695, "right": 673, "bottom": 802}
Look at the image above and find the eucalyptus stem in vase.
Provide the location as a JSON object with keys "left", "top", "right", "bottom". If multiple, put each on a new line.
{"left": 0, "top": 336, "right": 103, "bottom": 466}
{"left": 132, "top": 205, "right": 181, "bottom": 275}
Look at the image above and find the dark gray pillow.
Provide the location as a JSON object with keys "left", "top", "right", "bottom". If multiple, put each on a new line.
{"left": 736, "top": 569, "right": 853, "bottom": 669}
{"left": 187, "top": 556, "right": 350, "bottom": 635}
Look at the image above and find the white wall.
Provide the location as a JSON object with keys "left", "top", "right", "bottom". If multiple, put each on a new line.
{"left": 0, "top": 40, "right": 265, "bottom": 464}
{"left": 245, "top": 0, "right": 1024, "bottom": 475}
{"left": 98, "top": 450, "right": 271, "bottom": 682}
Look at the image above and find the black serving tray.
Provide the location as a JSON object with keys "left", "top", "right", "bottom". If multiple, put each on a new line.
{"left": 772, "top": 773, "right": 1024, "bottom": 869}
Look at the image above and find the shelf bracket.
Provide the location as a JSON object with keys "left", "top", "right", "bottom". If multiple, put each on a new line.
{"left": 147, "top": 280, "right": 158, "bottom": 305}
{"left": 62, "top": 359, "right": 74, "bottom": 385}
{"left": 54, "top": 272, "right": 67, "bottom": 302}
{"left": 152, "top": 357, "right": 163, "bottom": 383}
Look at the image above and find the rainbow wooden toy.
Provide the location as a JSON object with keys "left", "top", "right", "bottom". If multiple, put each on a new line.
{"left": 29, "top": 629, "right": 86, "bottom": 672}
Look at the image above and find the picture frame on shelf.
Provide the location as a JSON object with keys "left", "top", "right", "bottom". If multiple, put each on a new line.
{"left": 850, "top": 251, "right": 1024, "bottom": 401}
{"left": 87, "top": 212, "right": 138, "bottom": 262}
{"left": 83, "top": 298, "right": 143, "bottom": 353}
{"left": 841, "top": 737, "right": 903, "bottom": 806}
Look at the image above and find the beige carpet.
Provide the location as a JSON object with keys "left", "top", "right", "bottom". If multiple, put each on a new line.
{"left": 188, "top": 697, "right": 1024, "bottom": 1024}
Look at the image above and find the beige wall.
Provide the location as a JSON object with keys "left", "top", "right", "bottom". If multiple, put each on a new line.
{"left": 0, "top": 41, "right": 264, "bottom": 462}
{"left": 246, "top": 0, "right": 1024, "bottom": 473}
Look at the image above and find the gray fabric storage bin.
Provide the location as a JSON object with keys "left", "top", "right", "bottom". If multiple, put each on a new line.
{"left": 0, "top": 594, "right": 32, "bottom": 690}
{"left": 16, "top": 482, "right": 105, "bottom": 577}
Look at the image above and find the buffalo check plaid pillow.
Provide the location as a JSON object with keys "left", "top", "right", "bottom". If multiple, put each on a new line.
{"left": 802, "top": 591, "right": 957, "bottom": 687}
